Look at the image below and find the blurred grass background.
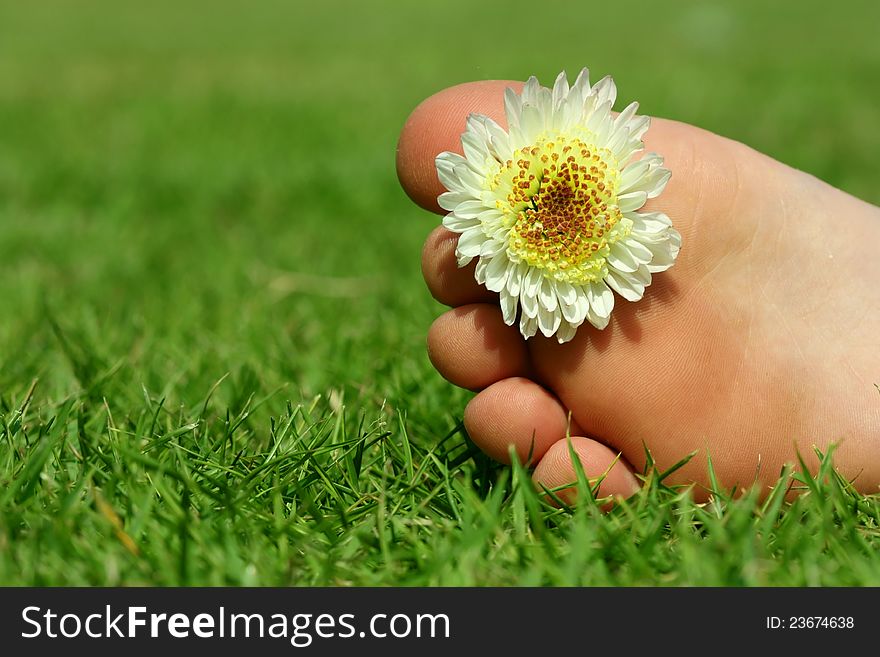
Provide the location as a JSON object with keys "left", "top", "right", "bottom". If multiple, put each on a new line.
{"left": 0, "top": 0, "right": 878, "bottom": 585}
{"left": 2, "top": 0, "right": 878, "bottom": 403}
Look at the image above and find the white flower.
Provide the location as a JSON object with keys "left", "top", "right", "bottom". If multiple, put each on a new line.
{"left": 435, "top": 69, "right": 681, "bottom": 343}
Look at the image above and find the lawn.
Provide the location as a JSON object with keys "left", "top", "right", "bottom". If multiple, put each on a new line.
{"left": 1, "top": 0, "right": 879, "bottom": 586}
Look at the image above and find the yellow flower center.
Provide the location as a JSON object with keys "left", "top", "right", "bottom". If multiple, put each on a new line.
{"left": 494, "top": 134, "right": 631, "bottom": 285}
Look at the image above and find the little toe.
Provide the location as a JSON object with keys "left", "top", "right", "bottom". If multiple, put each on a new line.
{"left": 422, "top": 226, "right": 495, "bottom": 307}
{"left": 427, "top": 304, "right": 530, "bottom": 391}
{"left": 533, "top": 436, "right": 640, "bottom": 505}
{"left": 463, "top": 376, "right": 583, "bottom": 465}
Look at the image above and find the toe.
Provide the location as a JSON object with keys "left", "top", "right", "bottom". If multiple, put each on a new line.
{"left": 427, "top": 303, "right": 529, "bottom": 391}
{"left": 533, "top": 436, "right": 640, "bottom": 505}
{"left": 397, "top": 80, "right": 521, "bottom": 214}
{"left": 463, "top": 377, "right": 583, "bottom": 465}
{"left": 422, "top": 226, "right": 495, "bottom": 307}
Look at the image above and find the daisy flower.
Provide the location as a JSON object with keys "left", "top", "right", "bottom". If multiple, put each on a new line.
{"left": 435, "top": 69, "right": 681, "bottom": 343}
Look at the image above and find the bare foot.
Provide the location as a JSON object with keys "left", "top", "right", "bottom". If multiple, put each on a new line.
{"left": 397, "top": 79, "right": 880, "bottom": 502}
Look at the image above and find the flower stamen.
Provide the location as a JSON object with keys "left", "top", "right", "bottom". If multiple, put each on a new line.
{"left": 500, "top": 135, "right": 630, "bottom": 284}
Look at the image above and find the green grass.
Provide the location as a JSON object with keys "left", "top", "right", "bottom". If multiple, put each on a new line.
{"left": 1, "top": 0, "right": 879, "bottom": 586}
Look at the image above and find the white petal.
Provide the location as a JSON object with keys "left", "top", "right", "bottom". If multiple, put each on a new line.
{"left": 628, "top": 210, "right": 672, "bottom": 235}
{"left": 613, "top": 101, "right": 639, "bottom": 132}
{"left": 669, "top": 227, "right": 682, "bottom": 253}
{"left": 607, "top": 243, "right": 639, "bottom": 273}
{"left": 619, "top": 159, "right": 650, "bottom": 190}
{"left": 474, "top": 114, "right": 512, "bottom": 162}
{"left": 644, "top": 168, "right": 671, "bottom": 199}
{"left": 520, "top": 286, "right": 539, "bottom": 319}
{"left": 645, "top": 228, "right": 682, "bottom": 272}
{"left": 519, "top": 314, "right": 538, "bottom": 339}
{"left": 630, "top": 228, "right": 671, "bottom": 244}
{"left": 580, "top": 88, "right": 599, "bottom": 121}
{"left": 519, "top": 103, "right": 543, "bottom": 142}
{"left": 507, "top": 124, "right": 527, "bottom": 149}
{"left": 521, "top": 76, "right": 540, "bottom": 105}
{"left": 560, "top": 284, "right": 589, "bottom": 325}
{"left": 465, "top": 113, "right": 488, "bottom": 136}
{"left": 585, "top": 100, "right": 613, "bottom": 136}
{"left": 461, "top": 131, "right": 491, "bottom": 169}
{"left": 537, "top": 86, "right": 553, "bottom": 124}
{"left": 617, "top": 190, "right": 648, "bottom": 213}
{"left": 556, "top": 321, "right": 577, "bottom": 344}
{"left": 523, "top": 266, "right": 543, "bottom": 296}
{"left": 586, "top": 305, "right": 611, "bottom": 330}
{"left": 474, "top": 257, "right": 488, "bottom": 284}
{"left": 605, "top": 127, "right": 629, "bottom": 158}
{"left": 623, "top": 238, "right": 654, "bottom": 264}
{"left": 569, "top": 68, "right": 591, "bottom": 102}
{"left": 558, "top": 96, "right": 578, "bottom": 132}
{"left": 447, "top": 200, "right": 485, "bottom": 219}
{"left": 479, "top": 239, "right": 506, "bottom": 257}
{"left": 438, "top": 191, "right": 475, "bottom": 211}
{"left": 457, "top": 227, "right": 485, "bottom": 257}
{"left": 552, "top": 71, "right": 569, "bottom": 109}
{"left": 616, "top": 142, "right": 645, "bottom": 166}
{"left": 504, "top": 86, "right": 523, "bottom": 132}
{"left": 635, "top": 151, "right": 664, "bottom": 166}
{"left": 587, "top": 281, "right": 614, "bottom": 318}
{"left": 500, "top": 291, "right": 518, "bottom": 325}
{"left": 632, "top": 264, "right": 653, "bottom": 286}
{"left": 436, "top": 152, "right": 468, "bottom": 192}
{"left": 442, "top": 213, "right": 480, "bottom": 233}
{"left": 547, "top": 96, "right": 572, "bottom": 133}
{"left": 538, "top": 277, "right": 558, "bottom": 312}
{"left": 436, "top": 151, "right": 467, "bottom": 167}
{"left": 554, "top": 280, "right": 576, "bottom": 306}
{"left": 646, "top": 249, "right": 675, "bottom": 272}
{"left": 626, "top": 115, "right": 650, "bottom": 141}
{"left": 605, "top": 269, "right": 645, "bottom": 302}
{"left": 452, "top": 163, "right": 483, "bottom": 192}
{"left": 537, "top": 305, "right": 562, "bottom": 338}
{"left": 575, "top": 286, "right": 590, "bottom": 320}
{"left": 484, "top": 253, "right": 510, "bottom": 292}
{"left": 506, "top": 262, "right": 527, "bottom": 297}
{"left": 560, "top": 297, "right": 581, "bottom": 324}
{"left": 476, "top": 209, "right": 504, "bottom": 230}
{"left": 619, "top": 154, "right": 670, "bottom": 198}
{"left": 590, "top": 75, "right": 617, "bottom": 108}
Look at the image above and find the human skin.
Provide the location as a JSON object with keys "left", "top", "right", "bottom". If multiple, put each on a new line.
{"left": 397, "top": 79, "right": 880, "bottom": 502}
